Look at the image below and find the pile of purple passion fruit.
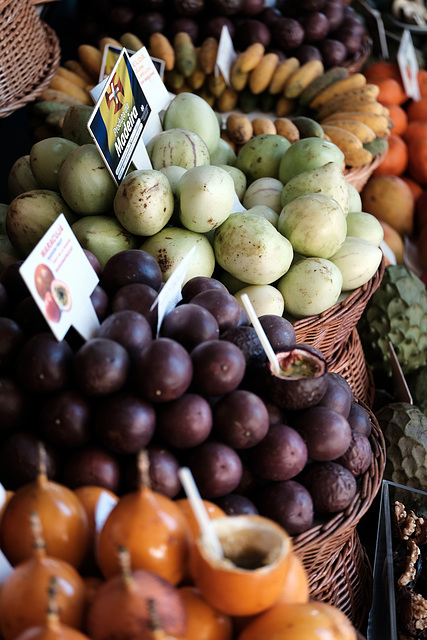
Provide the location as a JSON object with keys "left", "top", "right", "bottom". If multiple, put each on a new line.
{"left": 0, "top": 248, "right": 374, "bottom": 536}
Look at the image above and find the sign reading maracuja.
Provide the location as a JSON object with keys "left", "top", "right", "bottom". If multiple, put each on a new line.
{"left": 88, "top": 48, "right": 151, "bottom": 185}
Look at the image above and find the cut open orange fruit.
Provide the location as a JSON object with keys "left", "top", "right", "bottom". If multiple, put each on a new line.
{"left": 190, "top": 515, "right": 293, "bottom": 617}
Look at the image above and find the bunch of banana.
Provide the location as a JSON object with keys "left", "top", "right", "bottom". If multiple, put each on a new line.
{"left": 29, "top": 34, "right": 144, "bottom": 140}
{"left": 300, "top": 70, "right": 392, "bottom": 167}
{"left": 148, "top": 35, "right": 330, "bottom": 117}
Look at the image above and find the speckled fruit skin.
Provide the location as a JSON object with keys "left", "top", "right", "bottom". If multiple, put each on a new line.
{"left": 266, "top": 346, "right": 328, "bottom": 411}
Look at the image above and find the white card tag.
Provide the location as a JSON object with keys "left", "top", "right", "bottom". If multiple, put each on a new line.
{"left": 380, "top": 241, "right": 397, "bottom": 266}
{"left": 216, "top": 25, "right": 237, "bottom": 87}
{"left": 151, "top": 246, "right": 197, "bottom": 336}
{"left": 0, "top": 483, "right": 14, "bottom": 584}
{"left": 397, "top": 29, "right": 421, "bottom": 101}
{"left": 94, "top": 490, "right": 119, "bottom": 564}
{"left": 232, "top": 192, "right": 247, "bottom": 212}
{"left": 19, "top": 214, "right": 100, "bottom": 341}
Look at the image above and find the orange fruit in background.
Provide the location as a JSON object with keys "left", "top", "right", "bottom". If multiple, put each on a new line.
{"left": 418, "top": 69, "right": 427, "bottom": 96}
{"left": 237, "top": 599, "right": 358, "bottom": 640}
{"left": 407, "top": 96, "right": 427, "bottom": 121}
{"left": 190, "top": 515, "right": 293, "bottom": 617}
{"left": 408, "top": 136, "right": 427, "bottom": 185}
{"left": 363, "top": 60, "right": 402, "bottom": 83}
{"left": 361, "top": 174, "right": 414, "bottom": 237}
{"left": 403, "top": 119, "right": 427, "bottom": 144}
{"left": 401, "top": 175, "right": 423, "bottom": 202}
{"left": 372, "top": 133, "right": 408, "bottom": 176}
{"left": 178, "top": 585, "right": 234, "bottom": 640}
{"left": 375, "top": 77, "right": 408, "bottom": 105}
{"left": 379, "top": 220, "right": 405, "bottom": 265}
{"left": 382, "top": 102, "right": 408, "bottom": 135}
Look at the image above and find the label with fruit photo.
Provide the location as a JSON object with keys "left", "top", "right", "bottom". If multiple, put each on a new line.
{"left": 19, "top": 214, "right": 100, "bottom": 341}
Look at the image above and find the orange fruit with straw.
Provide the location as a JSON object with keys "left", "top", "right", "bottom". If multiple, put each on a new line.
{"left": 189, "top": 513, "right": 294, "bottom": 617}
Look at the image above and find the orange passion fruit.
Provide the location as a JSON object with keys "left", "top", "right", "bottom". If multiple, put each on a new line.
{"left": 237, "top": 599, "right": 358, "bottom": 640}
{"left": 178, "top": 585, "right": 234, "bottom": 640}
{"left": 190, "top": 515, "right": 293, "bottom": 617}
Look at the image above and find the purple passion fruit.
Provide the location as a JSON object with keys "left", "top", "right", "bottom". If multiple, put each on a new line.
{"left": 266, "top": 345, "right": 327, "bottom": 410}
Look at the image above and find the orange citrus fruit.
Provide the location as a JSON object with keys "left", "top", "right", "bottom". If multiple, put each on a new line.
{"left": 237, "top": 599, "right": 357, "bottom": 640}
{"left": 190, "top": 515, "right": 293, "bottom": 617}
{"left": 178, "top": 585, "right": 234, "bottom": 640}
{"left": 372, "top": 133, "right": 408, "bottom": 177}
{"left": 381, "top": 102, "right": 408, "bottom": 136}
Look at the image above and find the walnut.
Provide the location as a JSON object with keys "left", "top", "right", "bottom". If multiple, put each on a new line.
{"left": 398, "top": 540, "right": 421, "bottom": 587}
{"left": 412, "top": 592, "right": 427, "bottom": 631}
{"left": 394, "top": 501, "right": 422, "bottom": 540}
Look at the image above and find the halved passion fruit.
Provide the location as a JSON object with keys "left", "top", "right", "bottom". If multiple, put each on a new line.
{"left": 266, "top": 344, "right": 328, "bottom": 411}
{"left": 190, "top": 514, "right": 293, "bottom": 617}
{"left": 51, "top": 279, "right": 72, "bottom": 312}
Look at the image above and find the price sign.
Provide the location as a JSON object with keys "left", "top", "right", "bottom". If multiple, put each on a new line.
{"left": 19, "top": 215, "right": 100, "bottom": 341}
{"left": 398, "top": 29, "right": 420, "bottom": 101}
{"left": 87, "top": 48, "right": 152, "bottom": 184}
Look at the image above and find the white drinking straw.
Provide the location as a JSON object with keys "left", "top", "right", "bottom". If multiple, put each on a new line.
{"left": 178, "top": 466, "right": 224, "bottom": 558}
{"left": 240, "top": 293, "right": 281, "bottom": 375}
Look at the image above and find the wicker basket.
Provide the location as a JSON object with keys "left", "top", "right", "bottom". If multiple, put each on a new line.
{"left": 343, "top": 33, "right": 373, "bottom": 75}
{"left": 344, "top": 150, "right": 387, "bottom": 193}
{"left": 308, "top": 530, "right": 373, "bottom": 630}
{"left": 293, "top": 399, "right": 385, "bottom": 625}
{"left": 0, "top": 0, "right": 61, "bottom": 118}
{"left": 293, "top": 256, "right": 385, "bottom": 361}
{"left": 328, "top": 328, "right": 375, "bottom": 408}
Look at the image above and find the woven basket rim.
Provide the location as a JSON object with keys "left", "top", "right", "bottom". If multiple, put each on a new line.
{"left": 328, "top": 327, "right": 375, "bottom": 409}
{"left": 293, "top": 255, "right": 386, "bottom": 334}
{"left": 0, "top": 21, "right": 61, "bottom": 119}
{"left": 344, "top": 149, "right": 388, "bottom": 192}
{"left": 343, "top": 32, "right": 373, "bottom": 74}
{"left": 292, "top": 397, "right": 386, "bottom": 552}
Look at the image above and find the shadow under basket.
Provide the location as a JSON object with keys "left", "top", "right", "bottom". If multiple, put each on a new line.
{"left": 292, "top": 400, "right": 385, "bottom": 629}
{"left": 0, "top": 0, "right": 61, "bottom": 118}
{"left": 293, "top": 256, "right": 385, "bottom": 363}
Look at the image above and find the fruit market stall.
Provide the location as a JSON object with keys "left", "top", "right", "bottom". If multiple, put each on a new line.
{"left": 1, "top": 0, "right": 427, "bottom": 638}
